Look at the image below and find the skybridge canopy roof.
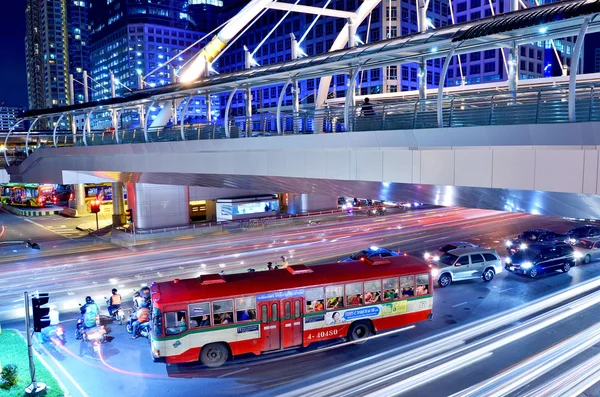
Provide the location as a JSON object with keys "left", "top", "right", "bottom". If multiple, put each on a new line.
{"left": 21, "top": 0, "right": 600, "bottom": 120}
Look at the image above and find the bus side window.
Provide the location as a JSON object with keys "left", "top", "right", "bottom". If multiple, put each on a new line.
{"left": 383, "top": 277, "right": 399, "bottom": 301}
{"left": 294, "top": 300, "right": 301, "bottom": 319}
{"left": 416, "top": 274, "right": 430, "bottom": 296}
{"left": 235, "top": 297, "right": 256, "bottom": 322}
{"left": 165, "top": 311, "right": 188, "bottom": 335}
{"left": 400, "top": 276, "right": 415, "bottom": 298}
{"left": 213, "top": 299, "right": 234, "bottom": 325}
{"left": 364, "top": 280, "right": 382, "bottom": 304}
{"left": 305, "top": 287, "right": 324, "bottom": 312}
{"left": 261, "top": 305, "right": 268, "bottom": 324}
{"left": 188, "top": 302, "right": 211, "bottom": 328}
{"left": 284, "top": 301, "right": 291, "bottom": 320}
{"left": 325, "top": 285, "right": 344, "bottom": 310}
{"left": 345, "top": 282, "right": 363, "bottom": 306}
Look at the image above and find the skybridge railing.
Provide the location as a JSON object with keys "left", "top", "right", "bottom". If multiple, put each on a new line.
{"left": 5, "top": 83, "right": 600, "bottom": 166}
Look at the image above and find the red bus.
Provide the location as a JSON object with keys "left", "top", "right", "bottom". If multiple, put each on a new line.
{"left": 149, "top": 256, "right": 433, "bottom": 367}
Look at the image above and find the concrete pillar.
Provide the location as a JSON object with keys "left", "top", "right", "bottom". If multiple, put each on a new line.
{"left": 125, "top": 183, "right": 190, "bottom": 229}
{"left": 112, "top": 182, "right": 126, "bottom": 226}
{"left": 71, "top": 184, "right": 87, "bottom": 215}
{"left": 206, "top": 95, "right": 212, "bottom": 122}
{"left": 508, "top": 40, "right": 518, "bottom": 93}
{"left": 82, "top": 70, "right": 89, "bottom": 102}
{"left": 245, "top": 88, "right": 252, "bottom": 136}
{"left": 287, "top": 194, "right": 337, "bottom": 214}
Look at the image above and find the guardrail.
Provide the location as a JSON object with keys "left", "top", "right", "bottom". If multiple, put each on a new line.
{"left": 5, "top": 83, "right": 600, "bottom": 165}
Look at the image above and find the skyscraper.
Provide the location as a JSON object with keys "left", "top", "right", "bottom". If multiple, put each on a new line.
{"left": 25, "top": 0, "right": 70, "bottom": 110}
{"left": 25, "top": 0, "right": 92, "bottom": 110}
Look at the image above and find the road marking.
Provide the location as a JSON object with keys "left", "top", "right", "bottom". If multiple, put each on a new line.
{"left": 23, "top": 218, "right": 75, "bottom": 240}
{"left": 217, "top": 367, "right": 250, "bottom": 378}
{"left": 452, "top": 302, "right": 468, "bottom": 308}
{"left": 499, "top": 288, "right": 512, "bottom": 293}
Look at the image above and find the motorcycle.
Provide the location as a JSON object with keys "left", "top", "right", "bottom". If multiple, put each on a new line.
{"left": 39, "top": 324, "right": 66, "bottom": 346}
{"left": 79, "top": 325, "right": 107, "bottom": 359}
{"left": 104, "top": 297, "right": 125, "bottom": 325}
{"left": 75, "top": 306, "right": 101, "bottom": 340}
{"left": 126, "top": 310, "right": 151, "bottom": 340}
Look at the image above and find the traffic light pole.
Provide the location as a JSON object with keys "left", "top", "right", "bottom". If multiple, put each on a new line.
{"left": 24, "top": 291, "right": 46, "bottom": 396}
{"left": 95, "top": 212, "right": 99, "bottom": 235}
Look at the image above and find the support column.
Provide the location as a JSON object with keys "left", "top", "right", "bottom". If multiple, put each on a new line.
{"left": 112, "top": 183, "right": 126, "bottom": 227}
{"left": 508, "top": 40, "right": 518, "bottom": 93}
{"left": 110, "top": 71, "right": 117, "bottom": 98}
{"left": 82, "top": 70, "right": 89, "bottom": 102}
{"left": 245, "top": 88, "right": 252, "bottom": 136}
{"left": 419, "top": 58, "right": 427, "bottom": 101}
{"left": 438, "top": 46, "right": 456, "bottom": 128}
{"left": 71, "top": 184, "right": 87, "bottom": 216}
{"left": 125, "top": 183, "right": 190, "bottom": 229}
{"left": 206, "top": 95, "right": 212, "bottom": 122}
{"left": 569, "top": 17, "right": 590, "bottom": 123}
{"left": 417, "top": 0, "right": 428, "bottom": 33}
{"left": 291, "top": 33, "right": 300, "bottom": 134}
{"left": 347, "top": 18, "right": 357, "bottom": 48}
{"left": 287, "top": 194, "right": 338, "bottom": 214}
{"left": 345, "top": 67, "right": 359, "bottom": 132}
{"left": 69, "top": 74, "right": 76, "bottom": 136}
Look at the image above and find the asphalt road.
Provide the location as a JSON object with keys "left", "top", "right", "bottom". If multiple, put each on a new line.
{"left": 3, "top": 206, "right": 600, "bottom": 396}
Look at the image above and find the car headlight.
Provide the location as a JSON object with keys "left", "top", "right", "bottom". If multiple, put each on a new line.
{"left": 431, "top": 268, "right": 439, "bottom": 277}
{"left": 505, "top": 257, "right": 512, "bottom": 264}
{"left": 424, "top": 252, "right": 431, "bottom": 260}
{"left": 574, "top": 251, "right": 583, "bottom": 259}
{"left": 520, "top": 243, "right": 528, "bottom": 250}
{"left": 433, "top": 255, "right": 440, "bottom": 261}
{"left": 505, "top": 241, "right": 513, "bottom": 247}
{"left": 521, "top": 262, "right": 533, "bottom": 269}
{"left": 569, "top": 238, "right": 577, "bottom": 244}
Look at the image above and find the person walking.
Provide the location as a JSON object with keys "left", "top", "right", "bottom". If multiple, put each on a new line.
{"left": 361, "top": 97, "right": 375, "bottom": 116}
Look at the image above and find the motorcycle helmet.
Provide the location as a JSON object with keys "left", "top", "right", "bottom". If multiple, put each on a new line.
{"left": 85, "top": 296, "right": 93, "bottom": 304}
{"left": 112, "top": 288, "right": 118, "bottom": 294}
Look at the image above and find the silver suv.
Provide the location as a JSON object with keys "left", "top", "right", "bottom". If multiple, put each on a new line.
{"left": 430, "top": 248, "right": 503, "bottom": 288}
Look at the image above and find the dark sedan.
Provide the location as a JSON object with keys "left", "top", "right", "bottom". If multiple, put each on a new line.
{"left": 505, "top": 229, "right": 569, "bottom": 254}
{"left": 339, "top": 247, "right": 404, "bottom": 262}
{"left": 566, "top": 225, "right": 600, "bottom": 244}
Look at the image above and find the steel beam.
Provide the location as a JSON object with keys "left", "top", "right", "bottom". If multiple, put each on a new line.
{"left": 3, "top": 119, "right": 25, "bottom": 167}
{"left": 345, "top": 67, "right": 360, "bottom": 132}
{"left": 225, "top": 88, "right": 238, "bottom": 138}
{"left": 52, "top": 114, "right": 65, "bottom": 148}
{"left": 25, "top": 117, "right": 41, "bottom": 157}
{"left": 268, "top": 3, "right": 356, "bottom": 19}
{"left": 83, "top": 111, "right": 92, "bottom": 146}
{"left": 438, "top": 46, "right": 456, "bottom": 128}
{"left": 143, "top": 102, "right": 155, "bottom": 143}
{"left": 277, "top": 79, "right": 292, "bottom": 135}
{"left": 180, "top": 95, "right": 194, "bottom": 140}
{"left": 569, "top": 17, "right": 590, "bottom": 123}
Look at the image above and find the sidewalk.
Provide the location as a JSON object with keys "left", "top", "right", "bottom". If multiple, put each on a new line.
{"left": 1, "top": 203, "right": 63, "bottom": 217}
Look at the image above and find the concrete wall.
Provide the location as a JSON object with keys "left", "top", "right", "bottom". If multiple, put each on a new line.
{"left": 126, "top": 183, "right": 190, "bottom": 229}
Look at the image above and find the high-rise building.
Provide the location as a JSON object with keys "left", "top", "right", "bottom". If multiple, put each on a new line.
{"left": 448, "top": 0, "right": 573, "bottom": 86}
{"left": 216, "top": 0, "right": 448, "bottom": 117}
{"left": 0, "top": 106, "right": 25, "bottom": 132}
{"left": 25, "top": 0, "right": 92, "bottom": 110}
{"left": 68, "top": 1, "right": 92, "bottom": 104}
{"left": 89, "top": 0, "right": 223, "bottom": 125}
{"left": 25, "top": 0, "right": 70, "bottom": 110}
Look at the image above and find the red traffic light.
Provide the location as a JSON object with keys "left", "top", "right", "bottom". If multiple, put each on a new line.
{"left": 90, "top": 200, "right": 101, "bottom": 214}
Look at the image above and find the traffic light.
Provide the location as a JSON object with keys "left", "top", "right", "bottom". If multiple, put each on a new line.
{"left": 90, "top": 199, "right": 101, "bottom": 214}
{"left": 126, "top": 208, "right": 134, "bottom": 223}
{"left": 32, "top": 293, "right": 50, "bottom": 332}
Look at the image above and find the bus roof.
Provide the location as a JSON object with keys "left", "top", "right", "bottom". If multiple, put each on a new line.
{"left": 151, "top": 256, "right": 430, "bottom": 307}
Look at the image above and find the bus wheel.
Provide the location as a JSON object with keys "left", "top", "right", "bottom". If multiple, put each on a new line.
{"left": 200, "top": 343, "right": 229, "bottom": 368}
{"left": 348, "top": 321, "right": 371, "bottom": 343}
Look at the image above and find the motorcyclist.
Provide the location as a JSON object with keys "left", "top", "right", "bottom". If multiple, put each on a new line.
{"left": 132, "top": 302, "right": 150, "bottom": 339}
{"left": 80, "top": 296, "right": 100, "bottom": 328}
{"left": 107, "top": 288, "right": 122, "bottom": 317}
{"left": 39, "top": 305, "right": 60, "bottom": 343}
{"left": 132, "top": 291, "right": 145, "bottom": 311}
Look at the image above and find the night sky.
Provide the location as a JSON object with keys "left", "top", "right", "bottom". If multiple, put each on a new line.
{"left": 0, "top": 2, "right": 27, "bottom": 107}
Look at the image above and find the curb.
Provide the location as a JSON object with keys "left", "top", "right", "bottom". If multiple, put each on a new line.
{"left": 12, "top": 329, "right": 72, "bottom": 397}
{"left": 1, "top": 204, "right": 61, "bottom": 217}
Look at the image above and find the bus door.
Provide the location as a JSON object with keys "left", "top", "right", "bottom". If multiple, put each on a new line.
{"left": 281, "top": 297, "right": 303, "bottom": 349}
{"left": 259, "top": 301, "right": 280, "bottom": 351}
